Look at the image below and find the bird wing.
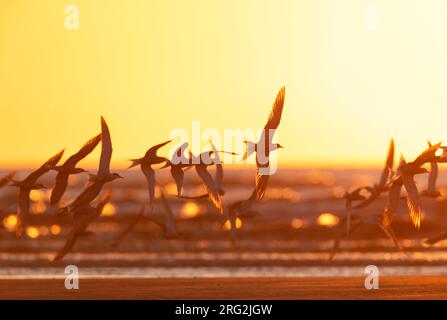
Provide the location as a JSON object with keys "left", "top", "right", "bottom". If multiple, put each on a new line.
{"left": 25, "top": 149, "right": 65, "bottom": 184}
{"left": 141, "top": 163, "right": 155, "bottom": 206}
{"left": 413, "top": 142, "right": 440, "bottom": 167}
{"left": 52, "top": 230, "right": 81, "bottom": 261}
{"left": 264, "top": 86, "right": 286, "bottom": 130}
{"left": 170, "top": 165, "right": 184, "bottom": 197}
{"left": 16, "top": 189, "right": 30, "bottom": 237}
{"left": 0, "top": 171, "right": 15, "bottom": 189}
{"left": 195, "top": 165, "right": 223, "bottom": 214}
{"left": 69, "top": 181, "right": 105, "bottom": 209}
{"left": 159, "top": 188, "right": 176, "bottom": 237}
{"left": 209, "top": 141, "right": 224, "bottom": 193}
{"left": 144, "top": 139, "right": 172, "bottom": 159}
{"left": 427, "top": 161, "right": 438, "bottom": 194}
{"left": 255, "top": 171, "right": 270, "bottom": 201}
{"left": 378, "top": 139, "right": 394, "bottom": 188}
{"left": 402, "top": 174, "right": 422, "bottom": 229}
{"left": 98, "top": 117, "right": 112, "bottom": 176}
{"left": 65, "top": 134, "right": 101, "bottom": 167}
{"left": 50, "top": 173, "right": 69, "bottom": 206}
{"left": 96, "top": 189, "right": 112, "bottom": 213}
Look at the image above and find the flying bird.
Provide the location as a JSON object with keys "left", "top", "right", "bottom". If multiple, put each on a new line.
{"left": 385, "top": 143, "right": 440, "bottom": 229}
{"left": 10, "top": 150, "right": 64, "bottom": 237}
{"left": 242, "top": 87, "right": 285, "bottom": 200}
{"left": 128, "top": 139, "right": 172, "bottom": 207}
{"left": 50, "top": 134, "right": 101, "bottom": 206}
{"left": 62, "top": 117, "right": 122, "bottom": 213}
{"left": 52, "top": 190, "right": 112, "bottom": 261}
{"left": 179, "top": 140, "right": 233, "bottom": 199}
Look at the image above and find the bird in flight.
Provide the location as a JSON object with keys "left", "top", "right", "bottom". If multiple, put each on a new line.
{"left": 179, "top": 140, "right": 232, "bottom": 200}
{"left": 10, "top": 149, "right": 64, "bottom": 237}
{"left": 354, "top": 139, "right": 395, "bottom": 209}
{"left": 52, "top": 190, "right": 112, "bottom": 261}
{"left": 50, "top": 133, "right": 101, "bottom": 206}
{"left": 385, "top": 142, "right": 440, "bottom": 229}
{"left": 128, "top": 139, "right": 172, "bottom": 207}
{"left": 242, "top": 87, "right": 285, "bottom": 200}
{"left": 224, "top": 189, "right": 258, "bottom": 242}
{"left": 62, "top": 117, "right": 123, "bottom": 213}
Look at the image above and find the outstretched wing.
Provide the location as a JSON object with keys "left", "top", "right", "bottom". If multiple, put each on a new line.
{"left": 25, "top": 149, "right": 65, "bottom": 184}
{"left": 141, "top": 163, "right": 155, "bottom": 206}
{"left": 65, "top": 134, "right": 101, "bottom": 167}
{"left": 264, "top": 86, "right": 285, "bottom": 130}
{"left": 413, "top": 142, "right": 440, "bottom": 167}
{"left": 195, "top": 165, "right": 223, "bottom": 214}
{"left": 427, "top": 161, "right": 438, "bottom": 194}
{"left": 16, "top": 189, "right": 30, "bottom": 237}
{"left": 402, "top": 174, "right": 422, "bottom": 229}
{"left": 145, "top": 139, "right": 172, "bottom": 159}
{"left": 98, "top": 117, "right": 112, "bottom": 176}
{"left": 378, "top": 139, "right": 394, "bottom": 188}
{"left": 110, "top": 205, "right": 145, "bottom": 247}
{"left": 50, "top": 173, "right": 69, "bottom": 206}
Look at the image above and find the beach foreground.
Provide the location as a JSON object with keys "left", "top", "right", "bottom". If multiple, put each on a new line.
{"left": 0, "top": 276, "right": 446, "bottom": 299}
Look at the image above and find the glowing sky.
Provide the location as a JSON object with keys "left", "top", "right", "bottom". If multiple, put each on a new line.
{"left": 2, "top": 0, "right": 447, "bottom": 168}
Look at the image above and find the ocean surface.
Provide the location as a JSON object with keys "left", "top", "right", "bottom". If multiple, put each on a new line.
{"left": 1, "top": 167, "right": 447, "bottom": 278}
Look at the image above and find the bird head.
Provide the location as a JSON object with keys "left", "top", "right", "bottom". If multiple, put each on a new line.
{"left": 74, "top": 168, "right": 87, "bottom": 174}
{"left": 111, "top": 173, "right": 124, "bottom": 180}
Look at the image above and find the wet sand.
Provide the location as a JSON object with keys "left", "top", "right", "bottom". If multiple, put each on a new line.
{"left": 0, "top": 276, "right": 446, "bottom": 299}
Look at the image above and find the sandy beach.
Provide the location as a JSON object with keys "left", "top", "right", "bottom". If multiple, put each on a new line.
{"left": 0, "top": 276, "right": 446, "bottom": 299}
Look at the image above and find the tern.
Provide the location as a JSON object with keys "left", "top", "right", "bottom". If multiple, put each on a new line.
{"left": 128, "top": 139, "right": 172, "bottom": 207}
{"left": 179, "top": 140, "right": 234, "bottom": 199}
{"left": 242, "top": 87, "right": 285, "bottom": 200}
{"left": 52, "top": 190, "right": 112, "bottom": 261}
{"left": 50, "top": 134, "right": 101, "bottom": 206}
{"left": 62, "top": 117, "right": 123, "bottom": 213}
{"left": 385, "top": 143, "right": 440, "bottom": 229}
{"left": 10, "top": 150, "right": 64, "bottom": 237}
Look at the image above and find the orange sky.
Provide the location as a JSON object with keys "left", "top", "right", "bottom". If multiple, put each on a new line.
{"left": 2, "top": 0, "right": 447, "bottom": 169}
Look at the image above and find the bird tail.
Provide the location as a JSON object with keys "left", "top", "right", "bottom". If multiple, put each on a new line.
{"left": 128, "top": 158, "right": 143, "bottom": 168}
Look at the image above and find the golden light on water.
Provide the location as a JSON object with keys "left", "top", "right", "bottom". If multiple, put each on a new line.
{"left": 31, "top": 202, "right": 47, "bottom": 215}
{"left": 291, "top": 218, "right": 304, "bottom": 229}
{"left": 3, "top": 214, "right": 17, "bottom": 231}
{"left": 101, "top": 203, "right": 117, "bottom": 216}
{"left": 180, "top": 202, "right": 200, "bottom": 219}
{"left": 317, "top": 213, "right": 339, "bottom": 227}
{"left": 224, "top": 218, "right": 243, "bottom": 231}
{"left": 29, "top": 190, "right": 46, "bottom": 202}
{"left": 26, "top": 226, "right": 40, "bottom": 239}
{"left": 50, "top": 224, "right": 61, "bottom": 236}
